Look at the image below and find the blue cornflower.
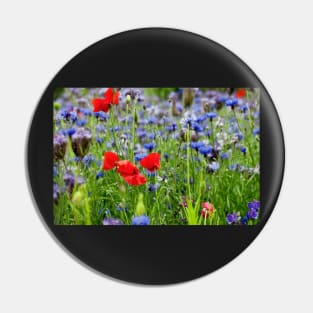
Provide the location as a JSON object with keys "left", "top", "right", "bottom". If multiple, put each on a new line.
{"left": 221, "top": 152, "right": 229, "bottom": 160}
{"left": 206, "top": 112, "right": 217, "bottom": 120}
{"left": 131, "top": 215, "right": 150, "bottom": 225}
{"left": 196, "top": 114, "right": 208, "bottom": 123}
{"left": 81, "top": 108, "right": 92, "bottom": 116}
{"left": 225, "top": 99, "right": 239, "bottom": 108}
{"left": 165, "top": 123, "right": 178, "bottom": 132}
{"left": 67, "top": 127, "right": 76, "bottom": 136}
{"left": 144, "top": 142, "right": 156, "bottom": 152}
{"left": 95, "top": 124, "right": 106, "bottom": 133}
{"left": 199, "top": 145, "right": 213, "bottom": 155}
{"left": 148, "top": 116, "right": 158, "bottom": 125}
{"left": 69, "top": 111, "right": 77, "bottom": 122}
{"left": 229, "top": 163, "right": 238, "bottom": 171}
{"left": 190, "top": 141, "right": 205, "bottom": 151}
{"left": 82, "top": 154, "right": 95, "bottom": 167}
{"left": 208, "top": 162, "right": 220, "bottom": 172}
{"left": 205, "top": 130, "right": 213, "bottom": 137}
{"left": 226, "top": 212, "right": 240, "bottom": 224}
{"left": 96, "top": 136, "right": 103, "bottom": 144}
{"left": 110, "top": 126, "right": 119, "bottom": 132}
{"left": 163, "top": 153, "right": 169, "bottom": 161}
{"left": 58, "top": 129, "right": 68, "bottom": 136}
{"left": 106, "top": 141, "right": 114, "bottom": 149}
{"left": 241, "top": 215, "right": 249, "bottom": 225}
{"left": 76, "top": 119, "right": 87, "bottom": 127}
{"left": 253, "top": 128, "right": 260, "bottom": 136}
{"left": 59, "top": 109, "right": 71, "bottom": 120}
{"left": 192, "top": 122, "right": 203, "bottom": 133}
{"left": 137, "top": 129, "right": 147, "bottom": 139}
{"left": 240, "top": 104, "right": 248, "bottom": 113}
{"left": 94, "top": 111, "right": 109, "bottom": 121}
{"left": 135, "top": 153, "right": 147, "bottom": 162}
{"left": 96, "top": 171, "right": 104, "bottom": 179}
{"left": 240, "top": 147, "right": 247, "bottom": 154}
{"left": 234, "top": 133, "right": 244, "bottom": 141}
{"left": 146, "top": 171, "right": 156, "bottom": 177}
{"left": 147, "top": 132, "right": 155, "bottom": 140}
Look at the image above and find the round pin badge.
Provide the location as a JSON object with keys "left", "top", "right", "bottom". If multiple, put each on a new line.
{"left": 27, "top": 28, "right": 284, "bottom": 284}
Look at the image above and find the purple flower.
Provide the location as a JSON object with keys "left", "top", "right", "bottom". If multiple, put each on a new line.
{"left": 53, "top": 133, "right": 67, "bottom": 161}
{"left": 53, "top": 183, "right": 59, "bottom": 202}
{"left": 247, "top": 209, "right": 259, "bottom": 220}
{"left": 248, "top": 200, "right": 260, "bottom": 211}
{"left": 102, "top": 218, "right": 124, "bottom": 225}
{"left": 70, "top": 128, "right": 92, "bottom": 158}
{"left": 148, "top": 183, "right": 159, "bottom": 192}
{"left": 226, "top": 212, "right": 240, "bottom": 224}
{"left": 132, "top": 215, "right": 150, "bottom": 225}
{"left": 63, "top": 172, "right": 85, "bottom": 194}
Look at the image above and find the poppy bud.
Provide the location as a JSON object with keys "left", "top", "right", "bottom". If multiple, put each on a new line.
{"left": 54, "top": 102, "right": 61, "bottom": 111}
{"left": 126, "top": 94, "right": 131, "bottom": 104}
{"left": 53, "top": 133, "right": 67, "bottom": 161}
{"left": 136, "top": 193, "right": 146, "bottom": 216}
{"left": 70, "top": 128, "right": 92, "bottom": 158}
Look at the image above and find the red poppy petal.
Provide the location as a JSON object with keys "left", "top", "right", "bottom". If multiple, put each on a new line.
{"left": 112, "top": 91, "right": 119, "bottom": 105}
{"left": 92, "top": 98, "right": 110, "bottom": 112}
{"left": 122, "top": 173, "right": 147, "bottom": 186}
{"left": 116, "top": 160, "right": 139, "bottom": 176}
{"left": 235, "top": 89, "right": 246, "bottom": 98}
{"left": 103, "top": 151, "right": 119, "bottom": 170}
{"left": 104, "top": 88, "right": 114, "bottom": 104}
{"left": 140, "top": 152, "right": 160, "bottom": 172}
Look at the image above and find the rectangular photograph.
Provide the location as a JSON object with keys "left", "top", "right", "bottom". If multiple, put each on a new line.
{"left": 53, "top": 88, "right": 260, "bottom": 225}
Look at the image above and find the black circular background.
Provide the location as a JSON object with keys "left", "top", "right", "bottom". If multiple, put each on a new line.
{"left": 27, "top": 28, "right": 284, "bottom": 284}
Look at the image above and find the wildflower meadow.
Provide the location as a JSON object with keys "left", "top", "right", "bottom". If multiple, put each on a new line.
{"left": 53, "top": 87, "right": 260, "bottom": 225}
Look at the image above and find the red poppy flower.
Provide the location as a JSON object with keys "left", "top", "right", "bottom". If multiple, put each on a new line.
{"left": 121, "top": 173, "right": 147, "bottom": 186}
{"left": 140, "top": 152, "right": 160, "bottom": 172}
{"left": 92, "top": 98, "right": 110, "bottom": 113}
{"left": 92, "top": 88, "right": 119, "bottom": 112}
{"left": 103, "top": 152, "right": 119, "bottom": 170}
{"left": 116, "top": 160, "right": 139, "bottom": 177}
{"left": 235, "top": 89, "right": 246, "bottom": 98}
